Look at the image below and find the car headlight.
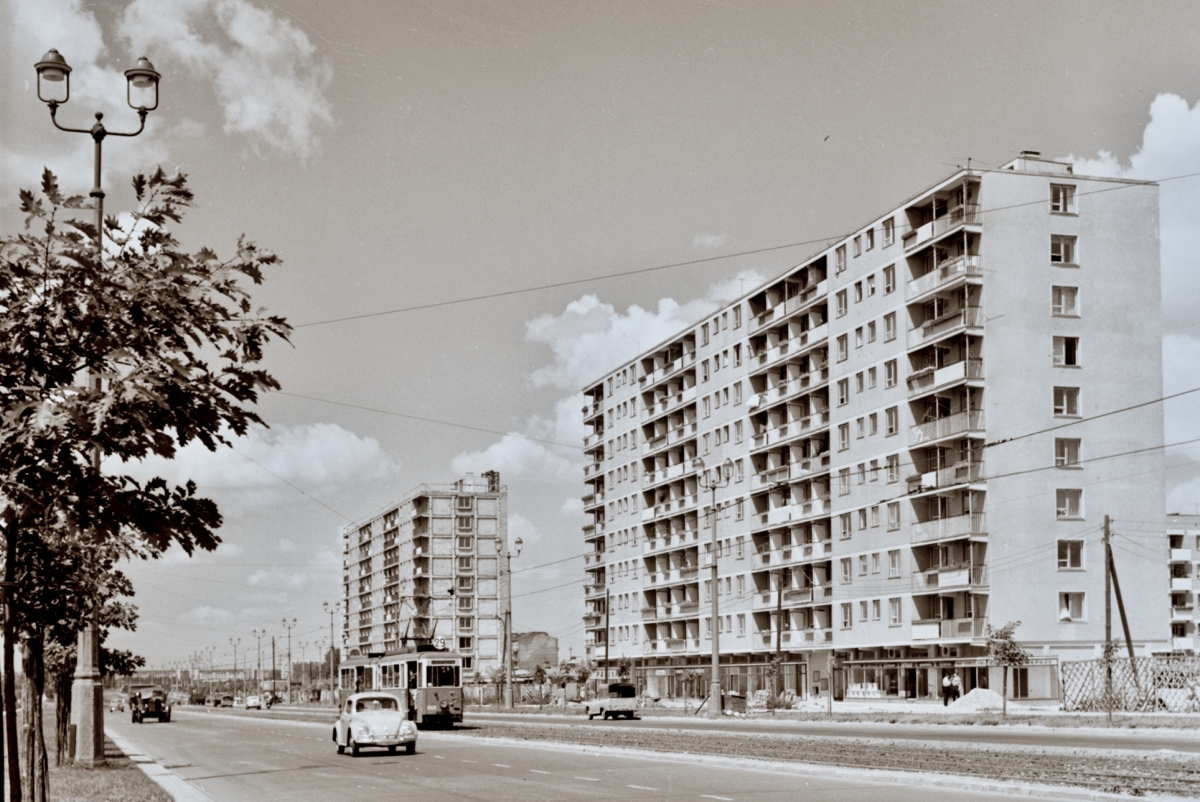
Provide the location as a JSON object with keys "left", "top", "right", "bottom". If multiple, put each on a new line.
{"left": 400, "top": 721, "right": 416, "bottom": 736}
{"left": 352, "top": 723, "right": 370, "bottom": 739}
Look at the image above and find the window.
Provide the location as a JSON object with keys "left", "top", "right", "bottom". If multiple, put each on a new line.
{"left": 1052, "top": 286, "right": 1079, "bottom": 316}
{"left": 457, "top": 576, "right": 474, "bottom": 592}
{"left": 883, "top": 264, "right": 895, "bottom": 293}
{"left": 702, "top": 360, "right": 710, "bottom": 382}
{"left": 854, "top": 281, "right": 863, "bottom": 303}
{"left": 866, "top": 228, "right": 875, "bottom": 251}
{"left": 855, "top": 327, "right": 863, "bottom": 348}
{"left": 735, "top": 459, "right": 744, "bottom": 482}
{"left": 869, "top": 413, "right": 878, "bottom": 436}
{"left": 458, "top": 616, "right": 474, "bottom": 631}
{"left": 701, "top": 322, "right": 710, "bottom": 345}
{"left": 457, "top": 556, "right": 474, "bottom": 572}
{"left": 458, "top": 637, "right": 473, "bottom": 650}
{"left": 853, "top": 235, "right": 862, "bottom": 257}
{"left": 1058, "top": 592, "right": 1085, "bottom": 622}
{"left": 457, "top": 595, "right": 473, "bottom": 611}
{"left": 837, "top": 335, "right": 848, "bottom": 362}
{"left": 721, "top": 312, "right": 728, "bottom": 331}
{"left": 867, "top": 367, "right": 877, "bottom": 389}
{"left": 734, "top": 383, "right": 742, "bottom": 405}
{"left": 836, "top": 290, "right": 848, "bottom": 317}
{"left": 839, "top": 512, "right": 852, "bottom": 539}
{"left": 887, "top": 502, "right": 900, "bottom": 530}
{"left": 1051, "top": 184, "right": 1077, "bottom": 214}
{"left": 870, "top": 505, "right": 880, "bottom": 527}
{"left": 735, "top": 421, "right": 743, "bottom": 443}
{"left": 867, "top": 274, "right": 876, "bottom": 295}
{"left": 1051, "top": 235, "right": 1077, "bottom": 265}
{"left": 872, "top": 599, "right": 881, "bottom": 621}
{"left": 869, "top": 461, "right": 880, "bottom": 482}
{"left": 1053, "top": 336, "right": 1080, "bottom": 366}
{"left": 703, "top": 433, "right": 711, "bottom": 453}
{"left": 859, "top": 600, "right": 868, "bottom": 622}
{"left": 867, "top": 321, "right": 876, "bottom": 343}
{"left": 857, "top": 462, "right": 866, "bottom": 485}
{"left": 841, "top": 603, "right": 853, "bottom": 629}
{"left": 703, "top": 397, "right": 711, "bottom": 418}
{"left": 855, "top": 372, "right": 864, "bottom": 394}
{"left": 1054, "top": 386, "right": 1080, "bottom": 416}
{"left": 883, "top": 218, "right": 894, "bottom": 247}
{"left": 733, "top": 344, "right": 742, "bottom": 366}
{"left": 888, "top": 550, "right": 900, "bottom": 578}
{"left": 838, "top": 424, "right": 850, "bottom": 452}
{"left": 457, "top": 535, "right": 473, "bottom": 551}
{"left": 884, "top": 359, "right": 897, "bottom": 388}
{"left": 737, "top": 614, "right": 746, "bottom": 636}
{"left": 1057, "top": 539, "right": 1084, "bottom": 569}
{"left": 1056, "top": 488, "right": 1083, "bottom": 519}
{"left": 456, "top": 516, "right": 473, "bottom": 532}
{"left": 837, "top": 379, "right": 849, "bottom": 406}
{"left": 838, "top": 468, "right": 850, "bottom": 496}
{"left": 871, "top": 552, "right": 880, "bottom": 573}
{"left": 889, "top": 598, "right": 901, "bottom": 625}
{"left": 857, "top": 508, "right": 868, "bottom": 530}
{"left": 1055, "top": 438, "right": 1081, "bottom": 468}
{"left": 887, "top": 454, "right": 899, "bottom": 482}
{"left": 733, "top": 306, "right": 742, "bottom": 328}
{"left": 736, "top": 499, "right": 744, "bottom": 520}
{"left": 737, "top": 574, "right": 745, "bottom": 594}
{"left": 884, "top": 313, "right": 896, "bottom": 341}
{"left": 836, "top": 245, "right": 846, "bottom": 274}
{"left": 858, "top": 554, "right": 868, "bottom": 576}
{"left": 885, "top": 407, "right": 898, "bottom": 436}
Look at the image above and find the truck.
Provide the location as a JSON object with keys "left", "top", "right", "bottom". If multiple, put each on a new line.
{"left": 585, "top": 682, "right": 638, "bottom": 720}
{"left": 128, "top": 686, "right": 172, "bottom": 723}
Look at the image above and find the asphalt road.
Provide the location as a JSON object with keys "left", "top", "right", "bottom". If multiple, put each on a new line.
{"left": 108, "top": 708, "right": 1056, "bottom": 802}
{"left": 471, "top": 710, "right": 1200, "bottom": 753}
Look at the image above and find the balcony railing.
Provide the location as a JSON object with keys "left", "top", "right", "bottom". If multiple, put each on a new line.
{"left": 912, "top": 565, "right": 987, "bottom": 592}
{"left": 909, "top": 409, "right": 985, "bottom": 445}
{"left": 907, "top": 306, "right": 985, "bottom": 350}
{"left": 907, "top": 358, "right": 983, "bottom": 397}
{"left": 911, "top": 616, "right": 988, "bottom": 640}
{"left": 906, "top": 254, "right": 983, "bottom": 298}
{"left": 752, "top": 280, "right": 828, "bottom": 333}
{"left": 903, "top": 205, "right": 981, "bottom": 252}
{"left": 910, "top": 513, "right": 987, "bottom": 544}
{"left": 906, "top": 460, "right": 985, "bottom": 494}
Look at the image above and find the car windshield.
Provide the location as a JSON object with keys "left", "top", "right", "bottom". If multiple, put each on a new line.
{"left": 356, "top": 697, "right": 398, "bottom": 712}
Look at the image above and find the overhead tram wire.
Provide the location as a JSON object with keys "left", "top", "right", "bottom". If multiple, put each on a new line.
{"left": 292, "top": 167, "right": 1200, "bottom": 331}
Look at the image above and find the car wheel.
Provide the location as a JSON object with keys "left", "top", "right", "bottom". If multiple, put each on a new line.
{"left": 164, "top": 711, "right": 171, "bottom": 723}
{"left": 335, "top": 728, "right": 345, "bottom": 755}
{"left": 350, "top": 739, "right": 360, "bottom": 757}
{"left": 405, "top": 742, "right": 415, "bottom": 755}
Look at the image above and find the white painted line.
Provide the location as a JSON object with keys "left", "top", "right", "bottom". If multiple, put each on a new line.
{"left": 493, "top": 763, "right": 512, "bottom": 768}
{"left": 529, "top": 769, "right": 550, "bottom": 774}
{"left": 575, "top": 776, "right": 601, "bottom": 781}
{"left": 461, "top": 759, "right": 478, "bottom": 763}
{"left": 628, "top": 785, "right": 659, "bottom": 791}
{"left": 433, "top": 755, "right": 445, "bottom": 759}
{"left": 699, "top": 796, "right": 733, "bottom": 801}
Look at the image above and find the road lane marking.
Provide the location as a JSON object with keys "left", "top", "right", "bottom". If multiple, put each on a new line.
{"left": 493, "top": 764, "right": 511, "bottom": 768}
{"left": 628, "top": 785, "right": 659, "bottom": 791}
{"left": 433, "top": 755, "right": 445, "bottom": 759}
{"left": 575, "top": 776, "right": 600, "bottom": 781}
{"left": 700, "top": 796, "right": 733, "bottom": 801}
{"left": 529, "top": 769, "right": 550, "bottom": 774}
{"left": 461, "top": 759, "right": 478, "bottom": 763}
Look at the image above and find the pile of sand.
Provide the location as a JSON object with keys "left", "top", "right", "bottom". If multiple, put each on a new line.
{"left": 949, "top": 687, "right": 1005, "bottom": 711}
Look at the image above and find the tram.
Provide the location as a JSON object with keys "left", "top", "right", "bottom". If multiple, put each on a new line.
{"left": 338, "top": 645, "right": 464, "bottom": 728}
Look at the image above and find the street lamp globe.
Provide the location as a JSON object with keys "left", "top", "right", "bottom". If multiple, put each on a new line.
{"left": 513, "top": 537, "right": 523, "bottom": 557}
{"left": 34, "top": 49, "right": 71, "bottom": 105}
{"left": 124, "top": 56, "right": 161, "bottom": 111}
{"left": 721, "top": 458, "right": 734, "bottom": 481}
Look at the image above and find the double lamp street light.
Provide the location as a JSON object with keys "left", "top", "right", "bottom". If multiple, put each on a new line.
{"left": 34, "top": 47, "right": 161, "bottom": 768}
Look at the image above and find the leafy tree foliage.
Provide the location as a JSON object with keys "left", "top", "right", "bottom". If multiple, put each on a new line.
{"left": 986, "top": 620, "right": 1031, "bottom": 719}
{"left": 0, "top": 168, "right": 289, "bottom": 800}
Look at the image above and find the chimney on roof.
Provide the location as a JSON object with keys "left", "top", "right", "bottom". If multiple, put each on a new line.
{"left": 1020, "top": 150, "right": 1042, "bottom": 158}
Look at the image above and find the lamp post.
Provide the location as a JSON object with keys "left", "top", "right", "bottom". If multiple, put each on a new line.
{"left": 695, "top": 457, "right": 733, "bottom": 719}
{"left": 229, "top": 638, "right": 241, "bottom": 702}
{"left": 34, "top": 47, "right": 161, "bottom": 768}
{"left": 282, "top": 618, "right": 296, "bottom": 704}
{"left": 495, "top": 536, "right": 523, "bottom": 709}
{"left": 323, "top": 601, "right": 341, "bottom": 705}
{"left": 251, "top": 629, "right": 266, "bottom": 696}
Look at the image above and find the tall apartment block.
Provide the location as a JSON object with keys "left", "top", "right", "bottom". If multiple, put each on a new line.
{"left": 582, "top": 153, "right": 1169, "bottom": 701}
{"left": 342, "top": 472, "right": 509, "bottom": 675}
{"left": 1168, "top": 514, "right": 1200, "bottom": 652}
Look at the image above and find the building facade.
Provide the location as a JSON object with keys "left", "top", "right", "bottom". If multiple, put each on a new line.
{"left": 1168, "top": 514, "right": 1200, "bottom": 652}
{"left": 342, "top": 472, "right": 510, "bottom": 675}
{"left": 582, "top": 154, "right": 1169, "bottom": 701}
{"left": 513, "top": 631, "right": 560, "bottom": 672}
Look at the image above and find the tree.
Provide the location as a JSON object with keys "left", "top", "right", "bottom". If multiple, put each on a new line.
{"left": 616, "top": 656, "right": 632, "bottom": 682}
{"left": 986, "top": 620, "right": 1031, "bottom": 720}
{"left": 0, "top": 169, "right": 289, "bottom": 801}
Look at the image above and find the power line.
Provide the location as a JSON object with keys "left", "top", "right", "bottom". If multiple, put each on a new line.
{"left": 231, "top": 446, "right": 352, "bottom": 521}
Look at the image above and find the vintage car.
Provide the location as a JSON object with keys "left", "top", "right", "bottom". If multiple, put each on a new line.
{"left": 244, "top": 694, "right": 261, "bottom": 710}
{"left": 130, "top": 688, "right": 171, "bottom": 723}
{"left": 585, "top": 682, "right": 639, "bottom": 720}
{"left": 332, "top": 692, "right": 417, "bottom": 756}
{"left": 108, "top": 697, "right": 124, "bottom": 713}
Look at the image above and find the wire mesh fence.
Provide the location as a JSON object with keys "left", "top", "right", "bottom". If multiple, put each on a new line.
{"left": 1061, "top": 655, "right": 1200, "bottom": 712}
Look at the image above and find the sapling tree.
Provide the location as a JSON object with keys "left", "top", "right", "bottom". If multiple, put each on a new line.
{"left": 986, "top": 620, "right": 1031, "bottom": 720}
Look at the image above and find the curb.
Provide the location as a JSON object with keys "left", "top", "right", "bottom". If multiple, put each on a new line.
{"left": 105, "top": 728, "right": 212, "bottom": 802}
{"left": 440, "top": 732, "right": 1193, "bottom": 802}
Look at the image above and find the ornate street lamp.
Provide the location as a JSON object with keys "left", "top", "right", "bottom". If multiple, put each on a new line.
{"left": 695, "top": 457, "right": 733, "bottom": 719}
{"left": 34, "top": 48, "right": 161, "bottom": 767}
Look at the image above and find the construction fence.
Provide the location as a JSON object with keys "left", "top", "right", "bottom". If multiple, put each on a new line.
{"left": 1061, "top": 655, "right": 1200, "bottom": 712}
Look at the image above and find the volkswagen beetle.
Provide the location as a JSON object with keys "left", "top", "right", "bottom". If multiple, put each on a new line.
{"left": 333, "top": 692, "right": 417, "bottom": 756}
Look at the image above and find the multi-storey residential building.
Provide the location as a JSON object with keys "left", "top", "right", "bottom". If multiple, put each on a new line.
{"left": 1167, "top": 514, "right": 1200, "bottom": 652}
{"left": 582, "top": 153, "right": 1170, "bottom": 701}
{"left": 342, "top": 472, "right": 509, "bottom": 675}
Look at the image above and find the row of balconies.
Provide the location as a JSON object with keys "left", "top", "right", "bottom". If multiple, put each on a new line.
{"left": 906, "top": 358, "right": 983, "bottom": 398}
{"left": 755, "top": 627, "right": 833, "bottom": 647}
{"left": 641, "top": 385, "right": 698, "bottom": 424}
{"left": 902, "top": 204, "right": 980, "bottom": 252}
{"left": 753, "top": 586, "right": 834, "bottom": 610}
{"left": 911, "top": 564, "right": 988, "bottom": 592}
{"left": 752, "top": 324, "right": 830, "bottom": 372}
{"left": 906, "top": 254, "right": 983, "bottom": 300}
{"left": 749, "top": 454, "right": 832, "bottom": 491}
{"left": 752, "top": 279, "right": 829, "bottom": 334}
{"left": 911, "top": 616, "right": 988, "bottom": 641}
{"left": 907, "top": 305, "right": 984, "bottom": 351}
{"left": 909, "top": 409, "right": 984, "bottom": 446}
{"left": 754, "top": 496, "right": 830, "bottom": 529}
{"left": 640, "top": 351, "right": 696, "bottom": 390}
{"left": 753, "top": 539, "right": 832, "bottom": 569}
{"left": 641, "top": 493, "right": 699, "bottom": 523}
{"left": 911, "top": 513, "right": 988, "bottom": 544}
{"left": 645, "top": 565, "right": 701, "bottom": 587}
{"left": 750, "top": 412, "right": 829, "bottom": 452}
{"left": 750, "top": 369, "right": 829, "bottom": 412}
{"left": 906, "top": 460, "right": 985, "bottom": 495}
{"left": 642, "top": 527, "right": 700, "bottom": 555}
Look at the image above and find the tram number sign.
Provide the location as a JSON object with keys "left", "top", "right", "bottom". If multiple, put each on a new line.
{"left": 432, "top": 637, "right": 446, "bottom": 650}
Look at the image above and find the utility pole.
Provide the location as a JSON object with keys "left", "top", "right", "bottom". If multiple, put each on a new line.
{"left": 324, "top": 601, "right": 340, "bottom": 706}
{"left": 282, "top": 617, "right": 296, "bottom": 704}
{"left": 271, "top": 637, "right": 276, "bottom": 705}
{"left": 1106, "top": 518, "right": 1142, "bottom": 696}
{"left": 1104, "top": 515, "right": 1113, "bottom": 726}
{"left": 773, "top": 568, "right": 783, "bottom": 716}
{"left": 826, "top": 650, "right": 833, "bottom": 717}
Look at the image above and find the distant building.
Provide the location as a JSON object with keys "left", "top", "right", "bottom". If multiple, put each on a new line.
{"left": 514, "top": 631, "right": 559, "bottom": 671}
{"left": 582, "top": 154, "right": 1170, "bottom": 701}
{"left": 1167, "top": 513, "right": 1200, "bottom": 652}
{"left": 342, "top": 472, "right": 510, "bottom": 675}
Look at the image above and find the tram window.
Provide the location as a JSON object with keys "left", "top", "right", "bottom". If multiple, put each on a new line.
{"left": 425, "top": 664, "right": 461, "bottom": 687}
{"left": 380, "top": 664, "right": 402, "bottom": 689}
{"left": 340, "top": 668, "right": 356, "bottom": 691}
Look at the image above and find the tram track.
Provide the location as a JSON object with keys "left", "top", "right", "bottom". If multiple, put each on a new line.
{"left": 459, "top": 720, "right": 1200, "bottom": 797}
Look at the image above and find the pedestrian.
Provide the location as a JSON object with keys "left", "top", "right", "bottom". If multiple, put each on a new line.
{"left": 951, "top": 671, "right": 963, "bottom": 702}
{"left": 941, "top": 673, "right": 952, "bottom": 706}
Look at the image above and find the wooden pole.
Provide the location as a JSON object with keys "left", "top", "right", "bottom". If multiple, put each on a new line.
{"left": 1104, "top": 514, "right": 1112, "bottom": 726}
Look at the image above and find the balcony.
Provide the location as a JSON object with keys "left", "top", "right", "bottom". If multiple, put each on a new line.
{"left": 756, "top": 496, "right": 829, "bottom": 528}
{"left": 907, "top": 358, "right": 983, "bottom": 398}
{"left": 906, "top": 460, "right": 985, "bottom": 495}
{"left": 1171, "top": 606, "right": 1194, "bottom": 622}
{"left": 589, "top": 645, "right": 607, "bottom": 660}
{"left": 783, "top": 585, "right": 833, "bottom": 605}
{"left": 1171, "top": 549, "right": 1193, "bottom": 563}
{"left": 750, "top": 413, "right": 830, "bottom": 452}
{"left": 641, "top": 385, "right": 698, "bottom": 424}
{"left": 583, "top": 401, "right": 603, "bottom": 421}
{"left": 645, "top": 459, "right": 696, "bottom": 489}
{"left": 1172, "top": 637, "right": 1195, "bottom": 652}
{"left": 755, "top": 324, "right": 830, "bottom": 371}
{"left": 583, "top": 431, "right": 605, "bottom": 450}
{"left": 642, "top": 527, "right": 700, "bottom": 555}
{"left": 584, "top": 552, "right": 604, "bottom": 568}
{"left": 641, "top": 352, "right": 696, "bottom": 390}
{"left": 911, "top": 513, "right": 987, "bottom": 544}
{"left": 902, "top": 205, "right": 981, "bottom": 252}
{"left": 909, "top": 410, "right": 985, "bottom": 446}
{"left": 912, "top": 616, "right": 988, "bottom": 641}
{"left": 582, "top": 613, "right": 602, "bottom": 628}
{"left": 583, "top": 461, "right": 604, "bottom": 479}
{"left": 1171, "top": 577, "right": 1195, "bottom": 592}
{"left": 752, "top": 280, "right": 828, "bottom": 333}
{"left": 907, "top": 306, "right": 985, "bottom": 351}
{"left": 584, "top": 584, "right": 606, "bottom": 600}
{"left": 913, "top": 565, "right": 987, "bottom": 592}
{"left": 906, "top": 254, "right": 983, "bottom": 300}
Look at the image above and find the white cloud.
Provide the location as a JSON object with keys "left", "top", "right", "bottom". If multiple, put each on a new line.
{"left": 118, "top": 0, "right": 333, "bottom": 157}
{"left": 247, "top": 567, "right": 309, "bottom": 590}
{"left": 507, "top": 513, "right": 542, "bottom": 546}
{"left": 693, "top": 232, "right": 728, "bottom": 248}
{"left": 114, "top": 422, "right": 399, "bottom": 515}
{"left": 278, "top": 538, "right": 297, "bottom": 553}
{"left": 185, "top": 604, "right": 233, "bottom": 622}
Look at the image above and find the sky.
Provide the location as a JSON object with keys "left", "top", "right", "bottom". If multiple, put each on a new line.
{"left": 1, "top": 0, "right": 1199, "bottom": 672}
